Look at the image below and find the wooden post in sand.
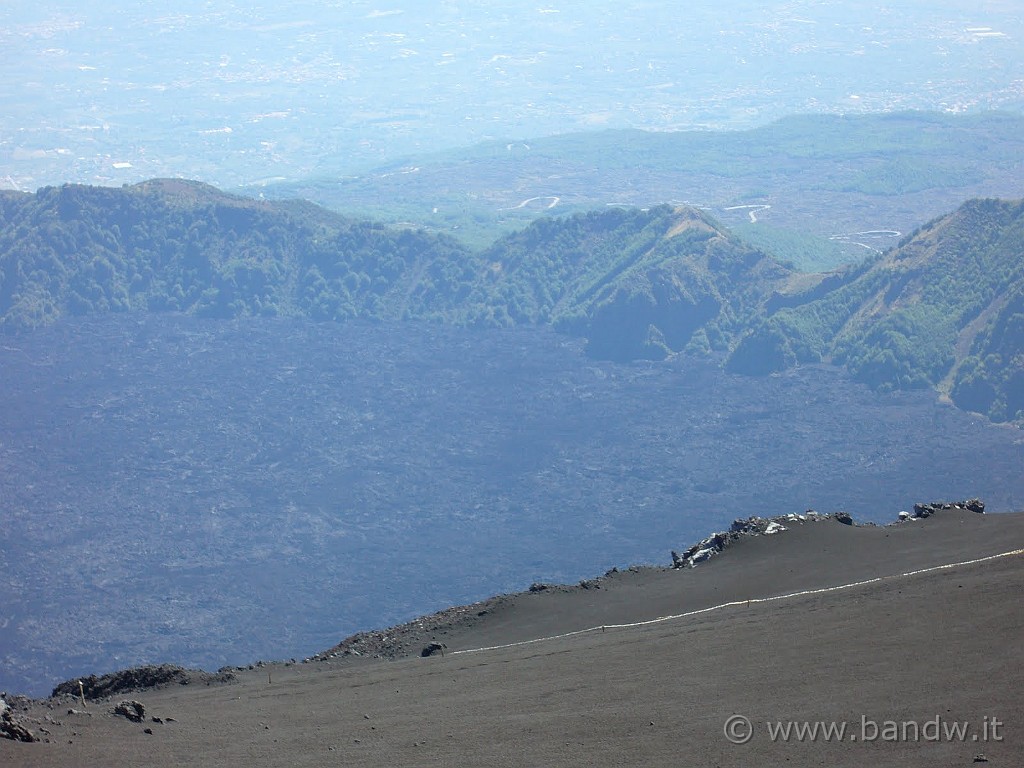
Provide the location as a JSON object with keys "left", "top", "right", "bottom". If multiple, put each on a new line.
{"left": 78, "top": 680, "right": 87, "bottom": 708}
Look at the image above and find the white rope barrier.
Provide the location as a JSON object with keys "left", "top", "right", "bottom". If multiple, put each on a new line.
{"left": 450, "top": 548, "right": 1024, "bottom": 657}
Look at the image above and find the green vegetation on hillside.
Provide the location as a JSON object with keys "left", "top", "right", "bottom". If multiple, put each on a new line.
{"left": 727, "top": 199, "right": 1024, "bottom": 422}
{"left": 0, "top": 182, "right": 791, "bottom": 364}
{"left": 464, "top": 205, "right": 791, "bottom": 360}
{"left": 952, "top": 293, "right": 1024, "bottom": 422}
{"left": 266, "top": 111, "right": 1024, "bottom": 263}
{"left": 2, "top": 181, "right": 1022, "bottom": 423}
{"left": 0, "top": 181, "right": 475, "bottom": 330}
{"left": 730, "top": 223, "right": 851, "bottom": 273}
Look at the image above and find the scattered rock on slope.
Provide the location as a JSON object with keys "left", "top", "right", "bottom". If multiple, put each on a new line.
{"left": 53, "top": 665, "right": 235, "bottom": 700}
{"left": 1, "top": 697, "right": 38, "bottom": 742}
{"left": 113, "top": 700, "right": 146, "bottom": 723}
{"left": 671, "top": 511, "right": 827, "bottom": 568}
{"left": 910, "top": 499, "right": 985, "bottom": 519}
{"left": 673, "top": 500, "right": 989, "bottom": 568}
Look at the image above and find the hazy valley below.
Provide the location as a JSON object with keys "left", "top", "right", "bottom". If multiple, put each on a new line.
{"left": 2, "top": 314, "right": 1023, "bottom": 697}
{"left": 3, "top": 1, "right": 1023, "bottom": 191}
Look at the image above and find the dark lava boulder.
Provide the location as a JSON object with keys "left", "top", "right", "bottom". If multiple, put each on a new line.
{"left": 421, "top": 642, "right": 447, "bottom": 658}
{"left": 911, "top": 499, "right": 986, "bottom": 519}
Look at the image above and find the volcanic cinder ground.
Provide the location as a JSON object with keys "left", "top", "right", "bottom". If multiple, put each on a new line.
{"left": 2, "top": 507, "right": 1022, "bottom": 767}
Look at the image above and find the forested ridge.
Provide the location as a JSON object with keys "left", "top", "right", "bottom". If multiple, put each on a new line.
{"left": 0, "top": 179, "right": 472, "bottom": 328}
{"left": 727, "top": 198, "right": 1024, "bottom": 422}
{"left": 0, "top": 180, "right": 792, "bottom": 362}
{"left": 1, "top": 180, "right": 1021, "bottom": 422}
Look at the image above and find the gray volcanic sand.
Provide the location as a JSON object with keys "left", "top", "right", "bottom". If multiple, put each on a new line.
{"left": 3, "top": 509, "right": 1023, "bottom": 767}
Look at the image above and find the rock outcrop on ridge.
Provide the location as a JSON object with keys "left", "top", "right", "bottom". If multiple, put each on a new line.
{"left": 671, "top": 500, "right": 987, "bottom": 569}
{"left": 52, "top": 665, "right": 235, "bottom": 701}
{"left": 671, "top": 510, "right": 827, "bottom": 568}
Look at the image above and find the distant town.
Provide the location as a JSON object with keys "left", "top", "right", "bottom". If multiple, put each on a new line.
{"left": 2, "top": 1, "right": 1022, "bottom": 192}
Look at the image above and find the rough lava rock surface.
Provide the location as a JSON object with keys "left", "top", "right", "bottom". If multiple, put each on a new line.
{"left": 0, "top": 697, "right": 37, "bottom": 743}
{"left": 52, "top": 665, "right": 235, "bottom": 701}
{"left": 910, "top": 499, "right": 985, "bottom": 519}
{"left": 671, "top": 501, "right": 987, "bottom": 568}
{"left": 113, "top": 700, "right": 146, "bottom": 723}
{"left": 671, "top": 510, "right": 831, "bottom": 568}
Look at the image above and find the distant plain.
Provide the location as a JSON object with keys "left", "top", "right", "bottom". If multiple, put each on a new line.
{"left": 3, "top": 1, "right": 1023, "bottom": 191}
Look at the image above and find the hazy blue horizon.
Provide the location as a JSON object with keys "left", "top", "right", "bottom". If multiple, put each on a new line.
{"left": 3, "top": 1, "right": 1023, "bottom": 191}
